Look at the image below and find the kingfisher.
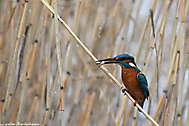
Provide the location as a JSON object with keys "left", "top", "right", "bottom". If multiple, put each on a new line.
{"left": 96, "top": 54, "right": 149, "bottom": 108}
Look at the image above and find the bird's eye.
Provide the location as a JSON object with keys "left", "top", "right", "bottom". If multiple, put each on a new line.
{"left": 114, "top": 57, "right": 120, "bottom": 60}
{"left": 114, "top": 57, "right": 125, "bottom": 61}
{"left": 114, "top": 57, "right": 119, "bottom": 60}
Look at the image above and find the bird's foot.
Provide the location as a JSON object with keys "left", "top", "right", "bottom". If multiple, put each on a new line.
{"left": 121, "top": 88, "right": 128, "bottom": 94}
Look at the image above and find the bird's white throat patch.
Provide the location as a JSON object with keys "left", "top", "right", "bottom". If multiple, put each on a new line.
{"left": 129, "top": 62, "right": 136, "bottom": 67}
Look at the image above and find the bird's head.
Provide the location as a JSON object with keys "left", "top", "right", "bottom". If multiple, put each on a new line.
{"left": 96, "top": 54, "right": 137, "bottom": 68}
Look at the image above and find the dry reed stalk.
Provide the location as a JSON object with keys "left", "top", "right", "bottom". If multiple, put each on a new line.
{"left": 58, "top": 73, "right": 69, "bottom": 111}
{"left": 26, "top": 95, "right": 39, "bottom": 121}
{"left": 113, "top": 28, "right": 127, "bottom": 55}
{"left": 39, "top": 74, "right": 48, "bottom": 125}
{"left": 142, "top": 34, "right": 151, "bottom": 74}
{"left": 135, "top": 15, "right": 150, "bottom": 61}
{"left": 147, "top": 98, "right": 152, "bottom": 115}
{"left": 26, "top": 41, "right": 38, "bottom": 79}
{"left": 0, "top": 34, "right": 3, "bottom": 49}
{"left": 0, "top": 62, "right": 7, "bottom": 96}
{"left": 122, "top": 106, "right": 134, "bottom": 126}
{"left": 16, "top": 79, "right": 29, "bottom": 123}
{"left": 178, "top": 0, "right": 186, "bottom": 21}
{"left": 131, "top": 108, "right": 138, "bottom": 126}
{"left": 121, "top": 1, "right": 134, "bottom": 47}
{"left": 52, "top": 0, "right": 65, "bottom": 111}
{"left": 0, "top": 99, "right": 5, "bottom": 120}
{"left": 128, "top": 0, "right": 142, "bottom": 42}
{"left": 182, "top": 33, "right": 189, "bottom": 74}
{"left": 115, "top": 0, "right": 133, "bottom": 54}
{"left": 173, "top": 16, "right": 187, "bottom": 126}
{"left": 16, "top": 40, "right": 39, "bottom": 123}
{"left": 185, "top": 0, "right": 189, "bottom": 18}
{"left": 91, "top": 7, "right": 106, "bottom": 55}
{"left": 71, "top": 75, "right": 85, "bottom": 104}
{"left": 0, "top": 4, "right": 17, "bottom": 35}
{"left": 182, "top": 77, "right": 189, "bottom": 124}
{"left": 135, "top": 0, "right": 143, "bottom": 22}
{"left": 42, "top": 60, "right": 51, "bottom": 125}
{"left": 2, "top": 1, "right": 28, "bottom": 120}
{"left": 176, "top": 33, "right": 185, "bottom": 126}
{"left": 176, "top": 2, "right": 189, "bottom": 124}
{"left": 135, "top": 0, "right": 158, "bottom": 61}
{"left": 143, "top": 2, "right": 173, "bottom": 110}
{"left": 82, "top": 92, "right": 96, "bottom": 126}
{"left": 150, "top": 0, "right": 158, "bottom": 11}
{"left": 66, "top": 0, "right": 83, "bottom": 67}
{"left": 152, "top": 0, "right": 171, "bottom": 76}
{"left": 150, "top": 9, "right": 161, "bottom": 99}
{"left": 40, "top": 0, "right": 159, "bottom": 125}
{"left": 58, "top": 88, "right": 64, "bottom": 111}
{"left": 162, "top": 51, "right": 180, "bottom": 126}
{"left": 67, "top": 0, "right": 86, "bottom": 105}
{"left": 177, "top": 115, "right": 183, "bottom": 126}
{"left": 42, "top": 109, "right": 49, "bottom": 126}
{"left": 10, "top": 101, "right": 19, "bottom": 122}
{"left": 78, "top": 95, "right": 90, "bottom": 126}
{"left": 170, "top": 18, "right": 178, "bottom": 60}
{"left": 115, "top": 96, "right": 127, "bottom": 125}
{"left": 151, "top": 95, "right": 166, "bottom": 126}
{"left": 73, "top": 0, "right": 82, "bottom": 33}
{"left": 122, "top": 108, "right": 128, "bottom": 126}
{"left": 187, "top": 107, "right": 189, "bottom": 125}
{"left": 150, "top": 0, "right": 169, "bottom": 98}
{"left": 166, "top": 41, "right": 178, "bottom": 90}
{"left": 109, "top": 0, "right": 125, "bottom": 49}
{"left": 160, "top": 42, "right": 178, "bottom": 126}
{"left": 148, "top": 78, "right": 157, "bottom": 106}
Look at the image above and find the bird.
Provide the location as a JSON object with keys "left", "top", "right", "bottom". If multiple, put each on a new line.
{"left": 96, "top": 54, "right": 149, "bottom": 108}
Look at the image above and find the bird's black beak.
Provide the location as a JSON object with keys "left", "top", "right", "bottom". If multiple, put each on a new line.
{"left": 96, "top": 58, "right": 119, "bottom": 65}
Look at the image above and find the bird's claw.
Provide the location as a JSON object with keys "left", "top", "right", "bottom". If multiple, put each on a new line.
{"left": 121, "top": 88, "right": 128, "bottom": 94}
{"left": 121, "top": 88, "right": 138, "bottom": 107}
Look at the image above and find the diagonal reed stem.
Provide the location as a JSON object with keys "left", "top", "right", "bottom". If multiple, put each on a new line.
{"left": 40, "top": 0, "right": 159, "bottom": 125}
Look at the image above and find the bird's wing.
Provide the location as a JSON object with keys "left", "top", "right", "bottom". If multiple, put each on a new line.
{"left": 137, "top": 72, "right": 149, "bottom": 99}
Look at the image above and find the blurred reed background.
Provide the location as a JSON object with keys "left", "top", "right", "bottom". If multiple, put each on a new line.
{"left": 0, "top": 0, "right": 189, "bottom": 126}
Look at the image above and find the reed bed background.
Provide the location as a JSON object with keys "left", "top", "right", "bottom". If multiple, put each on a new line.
{"left": 0, "top": 0, "right": 189, "bottom": 126}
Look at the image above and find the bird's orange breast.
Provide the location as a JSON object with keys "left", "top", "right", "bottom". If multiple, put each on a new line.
{"left": 121, "top": 68, "right": 145, "bottom": 107}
